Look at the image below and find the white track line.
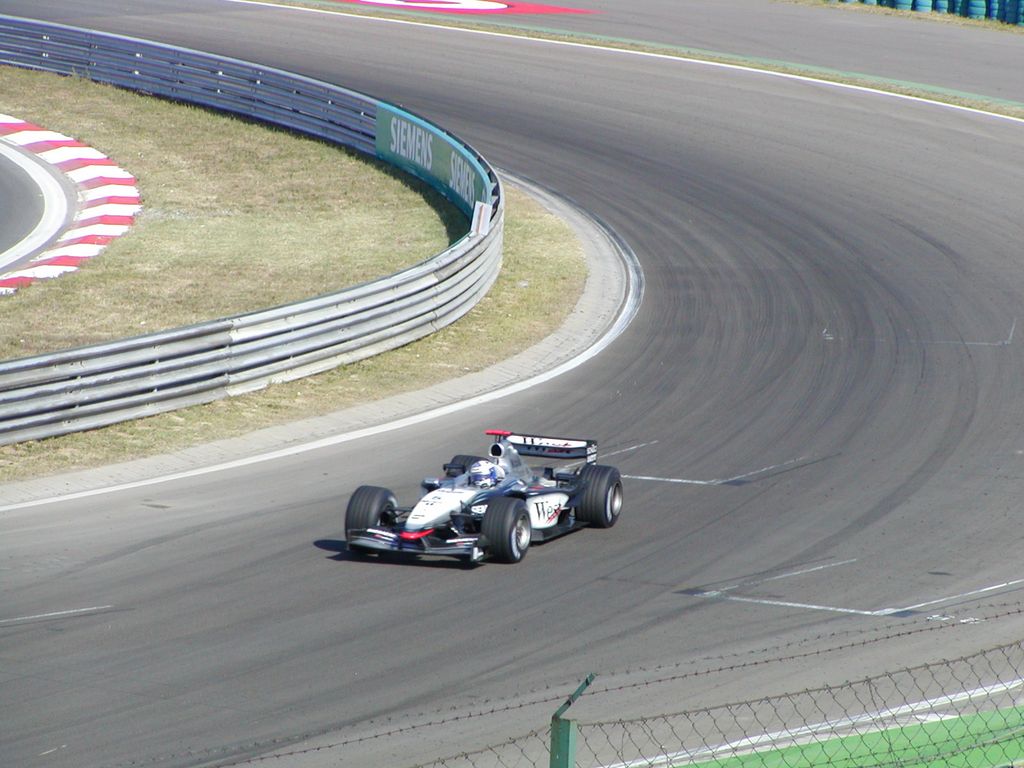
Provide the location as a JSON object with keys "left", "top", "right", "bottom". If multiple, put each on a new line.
{"left": 625, "top": 456, "right": 811, "bottom": 486}
{"left": 701, "top": 559, "right": 859, "bottom": 596}
{"left": 0, "top": 605, "right": 114, "bottom": 625}
{"left": 699, "top": 594, "right": 896, "bottom": 618}
{"left": 915, "top": 317, "right": 1017, "bottom": 346}
{"left": 888, "top": 578, "right": 1024, "bottom": 613}
{"left": 833, "top": 318, "right": 1018, "bottom": 347}
{"left": 690, "top": 576, "right": 1024, "bottom": 620}
{"left": 601, "top": 440, "right": 659, "bottom": 460}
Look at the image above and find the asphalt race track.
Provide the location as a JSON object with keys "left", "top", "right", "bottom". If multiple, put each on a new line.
{"left": 2, "top": 1, "right": 1024, "bottom": 766}
{"left": 0, "top": 149, "right": 50, "bottom": 270}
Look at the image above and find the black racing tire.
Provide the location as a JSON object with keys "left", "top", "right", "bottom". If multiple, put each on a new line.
{"left": 576, "top": 465, "right": 623, "bottom": 528}
{"left": 481, "top": 496, "right": 531, "bottom": 564}
{"left": 444, "top": 454, "right": 489, "bottom": 478}
{"left": 345, "top": 485, "right": 397, "bottom": 538}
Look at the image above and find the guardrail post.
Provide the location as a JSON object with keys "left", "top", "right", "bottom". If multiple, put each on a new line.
{"left": 550, "top": 673, "right": 595, "bottom": 768}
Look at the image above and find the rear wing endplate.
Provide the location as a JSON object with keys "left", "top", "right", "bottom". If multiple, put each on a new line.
{"left": 486, "top": 429, "right": 597, "bottom": 463}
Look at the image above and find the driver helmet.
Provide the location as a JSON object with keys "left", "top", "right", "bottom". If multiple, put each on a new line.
{"left": 469, "top": 460, "right": 503, "bottom": 488}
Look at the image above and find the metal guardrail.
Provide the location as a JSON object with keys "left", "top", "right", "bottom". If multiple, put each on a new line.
{"left": 0, "top": 15, "right": 504, "bottom": 446}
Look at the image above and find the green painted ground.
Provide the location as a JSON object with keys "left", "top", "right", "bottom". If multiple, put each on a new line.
{"left": 680, "top": 707, "right": 1024, "bottom": 768}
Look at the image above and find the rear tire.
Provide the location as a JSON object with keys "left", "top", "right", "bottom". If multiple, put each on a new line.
{"left": 577, "top": 465, "right": 622, "bottom": 528}
{"left": 345, "top": 486, "right": 397, "bottom": 551}
{"left": 444, "top": 454, "right": 489, "bottom": 478}
{"left": 482, "top": 497, "right": 531, "bottom": 563}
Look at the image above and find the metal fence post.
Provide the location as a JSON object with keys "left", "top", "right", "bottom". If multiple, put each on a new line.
{"left": 550, "top": 673, "right": 595, "bottom": 768}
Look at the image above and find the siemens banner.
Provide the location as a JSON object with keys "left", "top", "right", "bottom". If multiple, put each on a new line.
{"left": 376, "top": 104, "right": 491, "bottom": 219}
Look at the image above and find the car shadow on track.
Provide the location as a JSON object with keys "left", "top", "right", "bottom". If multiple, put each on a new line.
{"left": 314, "top": 539, "right": 477, "bottom": 569}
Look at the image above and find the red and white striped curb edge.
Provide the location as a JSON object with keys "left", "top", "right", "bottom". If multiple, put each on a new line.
{"left": 0, "top": 114, "right": 141, "bottom": 295}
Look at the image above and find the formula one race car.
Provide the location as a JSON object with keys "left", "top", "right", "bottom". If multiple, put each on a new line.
{"left": 345, "top": 429, "right": 623, "bottom": 564}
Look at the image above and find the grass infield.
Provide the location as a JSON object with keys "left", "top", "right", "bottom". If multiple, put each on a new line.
{"left": 0, "top": 67, "right": 585, "bottom": 481}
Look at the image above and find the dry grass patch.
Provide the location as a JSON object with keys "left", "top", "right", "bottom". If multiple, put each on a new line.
{"left": 0, "top": 67, "right": 462, "bottom": 358}
{"left": 0, "top": 68, "right": 585, "bottom": 481}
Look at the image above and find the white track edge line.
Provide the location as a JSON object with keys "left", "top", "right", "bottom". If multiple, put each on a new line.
{"left": 0, "top": 605, "right": 114, "bottom": 624}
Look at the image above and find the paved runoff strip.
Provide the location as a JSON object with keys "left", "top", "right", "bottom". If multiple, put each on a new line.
{"left": 0, "top": 114, "right": 140, "bottom": 295}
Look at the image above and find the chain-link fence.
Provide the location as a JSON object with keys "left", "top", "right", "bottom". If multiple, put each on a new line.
{"left": 228, "top": 616, "right": 1024, "bottom": 768}
{"left": 402, "top": 639, "right": 1024, "bottom": 768}
{"left": 577, "top": 639, "right": 1024, "bottom": 768}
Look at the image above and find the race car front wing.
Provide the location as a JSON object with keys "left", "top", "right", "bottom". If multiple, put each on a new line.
{"left": 347, "top": 526, "right": 487, "bottom": 562}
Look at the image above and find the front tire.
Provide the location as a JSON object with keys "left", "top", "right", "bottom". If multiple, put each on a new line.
{"left": 577, "top": 465, "right": 623, "bottom": 528}
{"left": 482, "top": 497, "right": 531, "bottom": 563}
{"left": 345, "top": 486, "right": 397, "bottom": 549}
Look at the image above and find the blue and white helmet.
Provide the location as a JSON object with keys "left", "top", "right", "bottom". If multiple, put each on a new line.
{"left": 470, "top": 460, "right": 502, "bottom": 488}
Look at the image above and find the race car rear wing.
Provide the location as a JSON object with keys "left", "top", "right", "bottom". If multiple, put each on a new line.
{"left": 486, "top": 429, "right": 597, "bottom": 463}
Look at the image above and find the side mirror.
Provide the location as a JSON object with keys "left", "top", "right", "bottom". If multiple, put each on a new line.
{"left": 421, "top": 477, "right": 441, "bottom": 492}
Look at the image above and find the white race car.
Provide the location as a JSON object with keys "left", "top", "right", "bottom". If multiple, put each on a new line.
{"left": 345, "top": 430, "right": 623, "bottom": 564}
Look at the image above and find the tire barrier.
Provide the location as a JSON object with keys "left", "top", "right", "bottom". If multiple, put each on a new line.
{"left": 0, "top": 15, "right": 503, "bottom": 447}
{"left": 843, "top": 0, "right": 1024, "bottom": 23}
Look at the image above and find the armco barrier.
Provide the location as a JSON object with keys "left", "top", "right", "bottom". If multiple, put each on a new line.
{"left": 0, "top": 15, "right": 503, "bottom": 446}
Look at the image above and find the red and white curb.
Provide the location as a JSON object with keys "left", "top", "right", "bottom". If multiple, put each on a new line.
{"left": 0, "top": 114, "right": 140, "bottom": 295}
